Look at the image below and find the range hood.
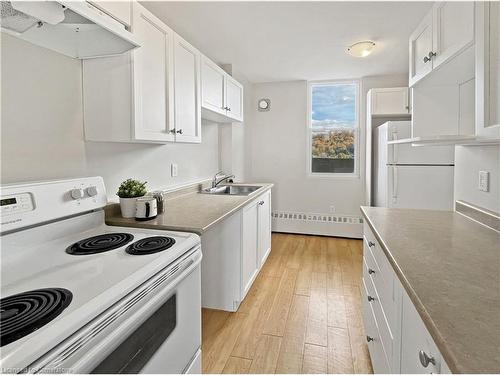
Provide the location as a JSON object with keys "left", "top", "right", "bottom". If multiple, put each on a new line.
{"left": 0, "top": 1, "right": 140, "bottom": 59}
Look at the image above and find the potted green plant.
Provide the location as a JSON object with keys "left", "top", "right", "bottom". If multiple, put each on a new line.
{"left": 117, "top": 179, "right": 147, "bottom": 218}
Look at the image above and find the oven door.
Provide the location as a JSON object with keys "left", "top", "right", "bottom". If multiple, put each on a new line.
{"left": 27, "top": 247, "right": 202, "bottom": 374}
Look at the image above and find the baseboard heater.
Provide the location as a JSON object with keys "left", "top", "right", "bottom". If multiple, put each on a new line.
{"left": 272, "top": 211, "right": 363, "bottom": 224}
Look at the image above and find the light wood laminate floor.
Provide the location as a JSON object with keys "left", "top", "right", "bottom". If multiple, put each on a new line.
{"left": 202, "top": 233, "right": 373, "bottom": 374}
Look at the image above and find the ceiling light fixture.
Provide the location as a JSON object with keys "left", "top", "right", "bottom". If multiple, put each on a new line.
{"left": 347, "top": 41, "right": 376, "bottom": 57}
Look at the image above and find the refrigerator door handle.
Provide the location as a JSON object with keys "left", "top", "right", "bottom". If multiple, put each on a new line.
{"left": 392, "top": 166, "right": 398, "bottom": 203}
{"left": 392, "top": 131, "right": 398, "bottom": 164}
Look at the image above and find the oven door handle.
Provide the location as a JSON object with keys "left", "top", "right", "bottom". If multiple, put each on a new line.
{"left": 27, "top": 247, "right": 202, "bottom": 374}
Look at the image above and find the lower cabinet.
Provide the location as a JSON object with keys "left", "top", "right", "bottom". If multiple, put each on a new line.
{"left": 362, "top": 223, "right": 451, "bottom": 374}
{"left": 201, "top": 189, "right": 272, "bottom": 311}
{"left": 241, "top": 200, "right": 259, "bottom": 297}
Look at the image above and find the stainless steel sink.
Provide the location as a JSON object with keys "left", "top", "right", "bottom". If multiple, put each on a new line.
{"left": 200, "top": 185, "right": 261, "bottom": 196}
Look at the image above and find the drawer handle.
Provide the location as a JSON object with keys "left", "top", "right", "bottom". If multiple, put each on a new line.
{"left": 366, "top": 335, "right": 374, "bottom": 342}
{"left": 419, "top": 350, "right": 436, "bottom": 368}
{"left": 367, "top": 295, "right": 375, "bottom": 302}
{"left": 368, "top": 241, "right": 375, "bottom": 248}
{"left": 368, "top": 268, "right": 375, "bottom": 275}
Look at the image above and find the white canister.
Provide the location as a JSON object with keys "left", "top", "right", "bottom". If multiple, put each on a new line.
{"left": 135, "top": 197, "right": 158, "bottom": 221}
{"left": 119, "top": 197, "right": 138, "bottom": 218}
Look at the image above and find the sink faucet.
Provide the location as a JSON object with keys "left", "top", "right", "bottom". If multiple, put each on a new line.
{"left": 212, "top": 171, "right": 235, "bottom": 188}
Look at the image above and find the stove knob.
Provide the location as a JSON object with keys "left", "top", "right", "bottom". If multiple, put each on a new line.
{"left": 86, "top": 186, "right": 98, "bottom": 197}
{"left": 70, "top": 188, "right": 85, "bottom": 200}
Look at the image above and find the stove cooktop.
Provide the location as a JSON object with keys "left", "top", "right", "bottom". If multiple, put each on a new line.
{"left": 0, "top": 288, "right": 73, "bottom": 347}
{"left": 65, "top": 234, "right": 177, "bottom": 256}
{"left": 66, "top": 233, "right": 134, "bottom": 255}
{"left": 126, "top": 236, "right": 176, "bottom": 255}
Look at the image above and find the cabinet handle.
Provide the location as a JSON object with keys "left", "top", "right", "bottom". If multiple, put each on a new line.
{"left": 227, "top": 107, "right": 231, "bottom": 112}
{"left": 176, "top": 129, "right": 183, "bottom": 134}
{"left": 419, "top": 350, "right": 436, "bottom": 368}
{"left": 367, "top": 295, "right": 375, "bottom": 302}
{"left": 258, "top": 200, "right": 264, "bottom": 205}
{"left": 169, "top": 129, "right": 176, "bottom": 134}
{"left": 423, "top": 51, "right": 437, "bottom": 63}
{"left": 368, "top": 241, "right": 375, "bottom": 248}
{"left": 368, "top": 268, "right": 375, "bottom": 275}
{"left": 366, "top": 336, "right": 374, "bottom": 342}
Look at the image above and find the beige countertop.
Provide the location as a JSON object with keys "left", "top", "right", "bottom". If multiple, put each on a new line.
{"left": 106, "top": 183, "right": 273, "bottom": 235}
{"left": 360, "top": 206, "right": 500, "bottom": 374}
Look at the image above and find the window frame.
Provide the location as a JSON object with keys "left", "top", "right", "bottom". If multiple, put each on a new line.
{"left": 306, "top": 79, "right": 360, "bottom": 178}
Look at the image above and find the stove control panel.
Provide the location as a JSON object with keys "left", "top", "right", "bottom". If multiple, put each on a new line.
{"left": 1, "top": 193, "right": 34, "bottom": 216}
{"left": 1, "top": 176, "right": 107, "bottom": 234}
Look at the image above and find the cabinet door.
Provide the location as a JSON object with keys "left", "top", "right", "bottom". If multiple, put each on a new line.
{"left": 132, "top": 3, "right": 175, "bottom": 142}
{"left": 371, "top": 88, "right": 409, "bottom": 116}
{"left": 201, "top": 57, "right": 226, "bottom": 115}
{"left": 432, "top": 2, "right": 474, "bottom": 70}
{"left": 241, "top": 201, "right": 259, "bottom": 298}
{"left": 225, "top": 75, "right": 244, "bottom": 121}
{"left": 173, "top": 34, "right": 201, "bottom": 143}
{"left": 409, "top": 10, "right": 434, "bottom": 86}
{"left": 476, "top": 2, "right": 500, "bottom": 137}
{"left": 257, "top": 192, "right": 271, "bottom": 267}
{"left": 88, "top": 1, "right": 131, "bottom": 26}
{"left": 401, "top": 294, "right": 442, "bottom": 374}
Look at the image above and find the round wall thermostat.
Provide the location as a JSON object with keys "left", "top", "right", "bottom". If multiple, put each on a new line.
{"left": 257, "top": 98, "right": 271, "bottom": 111}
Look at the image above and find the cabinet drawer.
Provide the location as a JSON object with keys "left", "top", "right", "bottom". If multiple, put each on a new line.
{"left": 363, "top": 224, "right": 396, "bottom": 293}
{"left": 362, "top": 278, "right": 391, "bottom": 374}
{"left": 401, "top": 292, "right": 442, "bottom": 374}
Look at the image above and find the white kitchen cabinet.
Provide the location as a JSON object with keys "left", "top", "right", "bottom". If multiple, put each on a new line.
{"left": 200, "top": 188, "right": 272, "bottom": 312}
{"left": 201, "top": 57, "right": 226, "bottom": 116}
{"left": 475, "top": 2, "right": 500, "bottom": 138}
{"left": 370, "top": 87, "right": 410, "bottom": 116}
{"left": 132, "top": 3, "right": 175, "bottom": 142}
{"left": 401, "top": 294, "right": 443, "bottom": 374}
{"left": 88, "top": 1, "right": 131, "bottom": 27}
{"left": 201, "top": 57, "right": 244, "bottom": 123}
{"left": 83, "top": 3, "right": 203, "bottom": 144}
{"left": 241, "top": 200, "right": 259, "bottom": 297}
{"left": 257, "top": 191, "right": 271, "bottom": 267}
{"left": 362, "top": 223, "right": 452, "bottom": 374}
{"left": 225, "top": 75, "right": 244, "bottom": 121}
{"left": 409, "top": 10, "right": 434, "bottom": 87}
{"left": 409, "top": 2, "right": 474, "bottom": 87}
{"left": 83, "top": 2, "right": 175, "bottom": 143}
{"left": 432, "top": 2, "right": 475, "bottom": 70}
{"left": 173, "top": 34, "right": 201, "bottom": 143}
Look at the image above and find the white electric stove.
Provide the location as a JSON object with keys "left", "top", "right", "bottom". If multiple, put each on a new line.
{"left": 0, "top": 177, "right": 202, "bottom": 374}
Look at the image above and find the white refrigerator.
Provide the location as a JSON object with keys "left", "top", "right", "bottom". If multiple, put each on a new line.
{"left": 373, "top": 121, "right": 455, "bottom": 210}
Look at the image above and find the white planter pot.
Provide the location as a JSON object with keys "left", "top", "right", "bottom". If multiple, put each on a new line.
{"left": 119, "top": 197, "right": 138, "bottom": 218}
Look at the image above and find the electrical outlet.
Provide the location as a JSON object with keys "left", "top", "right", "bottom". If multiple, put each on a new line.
{"left": 329, "top": 205, "right": 335, "bottom": 213}
{"left": 478, "top": 171, "right": 489, "bottom": 192}
{"left": 171, "top": 163, "right": 178, "bottom": 177}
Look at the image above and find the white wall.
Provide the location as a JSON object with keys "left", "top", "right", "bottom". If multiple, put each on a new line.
{"left": 0, "top": 34, "right": 220, "bottom": 200}
{"left": 454, "top": 145, "right": 500, "bottom": 213}
{"left": 245, "top": 75, "right": 407, "bottom": 237}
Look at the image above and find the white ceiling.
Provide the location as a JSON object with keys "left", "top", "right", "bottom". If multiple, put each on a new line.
{"left": 141, "top": 1, "right": 432, "bottom": 83}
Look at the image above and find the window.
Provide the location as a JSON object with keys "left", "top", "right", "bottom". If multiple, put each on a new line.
{"left": 308, "top": 81, "right": 359, "bottom": 176}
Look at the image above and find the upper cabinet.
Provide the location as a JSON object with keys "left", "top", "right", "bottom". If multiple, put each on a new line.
{"left": 87, "top": 1, "right": 131, "bottom": 27}
{"left": 83, "top": 3, "right": 176, "bottom": 143}
{"left": 409, "top": 2, "right": 474, "bottom": 87}
{"left": 476, "top": 2, "right": 500, "bottom": 138}
{"left": 131, "top": 3, "right": 175, "bottom": 142}
{"left": 201, "top": 57, "right": 244, "bottom": 123}
{"left": 83, "top": 2, "right": 203, "bottom": 144}
{"left": 173, "top": 34, "right": 202, "bottom": 143}
{"left": 370, "top": 87, "right": 411, "bottom": 116}
{"left": 409, "top": 11, "right": 434, "bottom": 86}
